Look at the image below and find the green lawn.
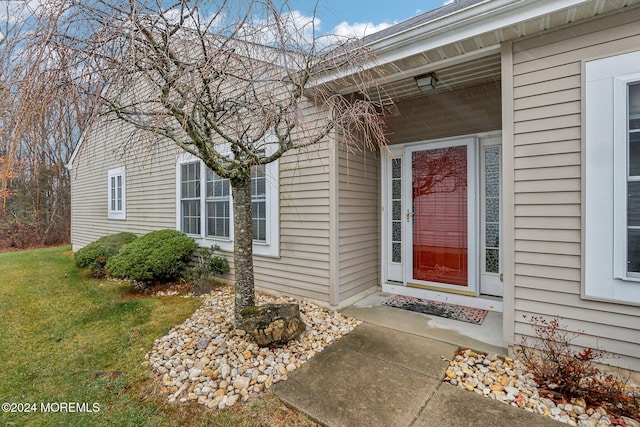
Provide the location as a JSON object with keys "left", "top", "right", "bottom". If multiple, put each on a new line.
{"left": 0, "top": 246, "right": 315, "bottom": 427}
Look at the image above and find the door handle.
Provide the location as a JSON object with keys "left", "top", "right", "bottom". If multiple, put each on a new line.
{"left": 406, "top": 209, "right": 414, "bottom": 222}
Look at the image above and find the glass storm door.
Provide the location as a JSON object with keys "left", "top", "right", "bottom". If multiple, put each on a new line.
{"left": 405, "top": 139, "right": 477, "bottom": 295}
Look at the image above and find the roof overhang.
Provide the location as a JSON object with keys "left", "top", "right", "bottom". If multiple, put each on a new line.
{"left": 314, "top": 0, "right": 629, "bottom": 97}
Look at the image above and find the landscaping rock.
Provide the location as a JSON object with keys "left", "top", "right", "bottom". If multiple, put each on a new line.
{"left": 447, "top": 348, "right": 640, "bottom": 426}
{"left": 147, "top": 287, "right": 360, "bottom": 411}
{"left": 240, "top": 303, "right": 306, "bottom": 347}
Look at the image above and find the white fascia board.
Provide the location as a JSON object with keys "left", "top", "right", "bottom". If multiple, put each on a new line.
{"left": 314, "top": 0, "right": 591, "bottom": 87}
{"left": 65, "top": 127, "right": 89, "bottom": 171}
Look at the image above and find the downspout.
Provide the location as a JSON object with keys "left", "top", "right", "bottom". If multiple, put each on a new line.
{"left": 501, "top": 40, "right": 516, "bottom": 346}
{"left": 328, "top": 127, "right": 340, "bottom": 307}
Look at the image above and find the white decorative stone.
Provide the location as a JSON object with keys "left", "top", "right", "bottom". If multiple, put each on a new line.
{"left": 147, "top": 286, "right": 361, "bottom": 412}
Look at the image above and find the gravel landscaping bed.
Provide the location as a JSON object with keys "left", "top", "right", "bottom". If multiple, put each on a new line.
{"left": 446, "top": 348, "right": 640, "bottom": 427}
{"left": 146, "top": 286, "right": 360, "bottom": 410}
{"left": 147, "top": 285, "right": 639, "bottom": 425}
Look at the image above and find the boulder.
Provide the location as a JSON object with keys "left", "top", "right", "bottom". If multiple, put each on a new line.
{"left": 240, "top": 303, "right": 306, "bottom": 347}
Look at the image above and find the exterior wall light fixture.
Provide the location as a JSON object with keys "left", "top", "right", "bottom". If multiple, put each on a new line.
{"left": 415, "top": 73, "right": 438, "bottom": 92}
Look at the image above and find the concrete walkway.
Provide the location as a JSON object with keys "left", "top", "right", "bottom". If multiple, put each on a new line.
{"left": 274, "top": 297, "right": 562, "bottom": 426}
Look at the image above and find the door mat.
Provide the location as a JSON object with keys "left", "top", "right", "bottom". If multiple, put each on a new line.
{"left": 382, "top": 295, "right": 488, "bottom": 325}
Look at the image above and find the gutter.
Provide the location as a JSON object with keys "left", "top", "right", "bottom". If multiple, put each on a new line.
{"left": 312, "top": 0, "right": 592, "bottom": 87}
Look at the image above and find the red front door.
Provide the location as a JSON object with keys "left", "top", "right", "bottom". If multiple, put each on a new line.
{"left": 407, "top": 140, "right": 476, "bottom": 294}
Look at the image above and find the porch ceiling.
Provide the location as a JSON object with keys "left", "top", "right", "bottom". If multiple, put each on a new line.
{"left": 381, "top": 54, "right": 501, "bottom": 101}
{"left": 332, "top": 0, "right": 640, "bottom": 102}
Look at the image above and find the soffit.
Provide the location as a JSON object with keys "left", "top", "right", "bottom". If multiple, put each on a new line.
{"left": 332, "top": 0, "right": 640, "bottom": 101}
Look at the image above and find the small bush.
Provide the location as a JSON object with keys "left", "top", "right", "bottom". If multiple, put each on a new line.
{"left": 75, "top": 232, "right": 138, "bottom": 277}
{"left": 183, "top": 245, "right": 230, "bottom": 295}
{"left": 106, "top": 229, "right": 197, "bottom": 286}
{"left": 517, "top": 315, "right": 639, "bottom": 420}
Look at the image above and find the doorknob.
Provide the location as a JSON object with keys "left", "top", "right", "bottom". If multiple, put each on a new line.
{"left": 406, "top": 209, "right": 414, "bottom": 222}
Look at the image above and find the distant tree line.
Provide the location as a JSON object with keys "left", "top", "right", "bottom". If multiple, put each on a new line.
{"left": 0, "top": 1, "right": 95, "bottom": 249}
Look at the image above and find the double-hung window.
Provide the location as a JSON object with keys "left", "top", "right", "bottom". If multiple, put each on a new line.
{"left": 107, "top": 167, "right": 126, "bottom": 220}
{"left": 206, "top": 169, "right": 230, "bottom": 239}
{"left": 584, "top": 50, "right": 640, "bottom": 304}
{"left": 177, "top": 145, "right": 279, "bottom": 257}
{"left": 251, "top": 162, "right": 267, "bottom": 242}
{"left": 180, "top": 162, "right": 201, "bottom": 234}
{"left": 626, "top": 82, "right": 640, "bottom": 276}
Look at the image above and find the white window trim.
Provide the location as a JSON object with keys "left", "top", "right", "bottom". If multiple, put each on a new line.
{"left": 175, "top": 143, "right": 280, "bottom": 258}
{"left": 584, "top": 49, "right": 640, "bottom": 305}
{"left": 107, "top": 167, "right": 126, "bottom": 220}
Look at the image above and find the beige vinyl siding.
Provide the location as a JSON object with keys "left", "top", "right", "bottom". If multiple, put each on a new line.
{"left": 337, "top": 144, "right": 379, "bottom": 302}
{"left": 71, "top": 107, "right": 334, "bottom": 304}
{"left": 510, "top": 5, "right": 640, "bottom": 371}
{"left": 70, "top": 118, "right": 179, "bottom": 249}
{"left": 253, "top": 140, "right": 331, "bottom": 303}
{"left": 386, "top": 81, "right": 502, "bottom": 145}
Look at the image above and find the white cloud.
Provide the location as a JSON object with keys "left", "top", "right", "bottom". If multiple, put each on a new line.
{"left": 443, "top": 0, "right": 456, "bottom": 5}
{"left": 160, "top": 6, "right": 226, "bottom": 32}
{"left": 238, "top": 9, "right": 320, "bottom": 47}
{"left": 330, "top": 21, "right": 392, "bottom": 39}
{"left": 0, "top": 0, "right": 42, "bottom": 25}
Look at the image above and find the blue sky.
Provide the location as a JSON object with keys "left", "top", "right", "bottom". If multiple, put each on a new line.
{"left": 292, "top": 0, "right": 452, "bottom": 37}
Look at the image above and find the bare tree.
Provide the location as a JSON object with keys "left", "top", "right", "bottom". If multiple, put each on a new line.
{"left": 37, "top": 0, "right": 389, "bottom": 321}
{"left": 0, "top": 1, "right": 95, "bottom": 248}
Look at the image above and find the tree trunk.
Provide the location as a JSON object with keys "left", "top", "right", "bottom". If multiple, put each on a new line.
{"left": 230, "top": 174, "right": 255, "bottom": 325}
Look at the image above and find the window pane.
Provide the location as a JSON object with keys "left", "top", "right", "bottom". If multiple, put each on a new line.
{"left": 392, "top": 158, "right": 401, "bottom": 179}
{"left": 486, "top": 198, "right": 499, "bottom": 223}
{"left": 252, "top": 200, "right": 266, "bottom": 241}
{"left": 630, "top": 83, "right": 640, "bottom": 175}
{"left": 629, "top": 133, "right": 640, "bottom": 177}
{"left": 392, "top": 222, "right": 401, "bottom": 242}
{"left": 110, "top": 177, "right": 116, "bottom": 211}
{"left": 206, "top": 170, "right": 214, "bottom": 198}
{"left": 630, "top": 83, "right": 640, "bottom": 128}
{"left": 485, "top": 249, "right": 499, "bottom": 274}
{"left": 253, "top": 218, "right": 266, "bottom": 241}
{"left": 486, "top": 223, "right": 499, "bottom": 248}
{"left": 485, "top": 171, "right": 499, "bottom": 198}
{"left": 392, "top": 200, "right": 401, "bottom": 221}
{"left": 206, "top": 201, "right": 229, "bottom": 238}
{"left": 392, "top": 179, "right": 401, "bottom": 200}
{"left": 181, "top": 200, "right": 200, "bottom": 234}
{"left": 392, "top": 242, "right": 401, "bottom": 263}
{"left": 205, "top": 167, "right": 230, "bottom": 238}
{"left": 181, "top": 163, "right": 200, "bottom": 199}
{"left": 252, "top": 165, "right": 266, "bottom": 198}
{"left": 223, "top": 180, "right": 229, "bottom": 197}
{"left": 116, "top": 175, "right": 122, "bottom": 211}
{"left": 484, "top": 147, "right": 500, "bottom": 173}
{"left": 628, "top": 229, "right": 640, "bottom": 274}
{"left": 628, "top": 181, "right": 640, "bottom": 227}
{"left": 251, "top": 163, "right": 267, "bottom": 242}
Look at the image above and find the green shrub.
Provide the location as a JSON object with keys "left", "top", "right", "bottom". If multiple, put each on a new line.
{"left": 75, "top": 232, "right": 138, "bottom": 277}
{"left": 183, "top": 245, "right": 230, "bottom": 295}
{"left": 106, "top": 229, "right": 197, "bottom": 286}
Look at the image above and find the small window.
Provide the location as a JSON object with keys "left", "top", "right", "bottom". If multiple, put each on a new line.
{"left": 107, "top": 167, "right": 125, "bottom": 220}
{"left": 180, "top": 162, "right": 201, "bottom": 235}
{"left": 252, "top": 162, "right": 267, "bottom": 242}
